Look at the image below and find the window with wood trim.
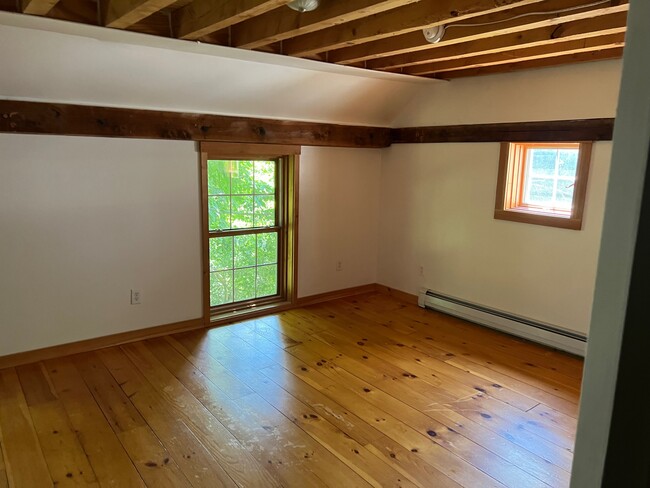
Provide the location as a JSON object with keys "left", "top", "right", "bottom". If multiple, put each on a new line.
{"left": 200, "top": 142, "right": 299, "bottom": 321}
{"left": 494, "top": 142, "right": 592, "bottom": 230}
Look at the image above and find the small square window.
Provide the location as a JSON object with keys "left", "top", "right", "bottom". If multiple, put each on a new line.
{"left": 494, "top": 142, "right": 592, "bottom": 230}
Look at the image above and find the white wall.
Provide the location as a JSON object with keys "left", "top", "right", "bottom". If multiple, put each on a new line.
{"left": 298, "top": 147, "right": 382, "bottom": 297}
{"left": 392, "top": 59, "right": 622, "bottom": 126}
{"left": 0, "top": 135, "right": 381, "bottom": 356}
{"left": 0, "top": 134, "right": 203, "bottom": 356}
{"left": 378, "top": 142, "right": 611, "bottom": 334}
{"left": 0, "top": 13, "right": 432, "bottom": 127}
{"left": 379, "top": 61, "right": 622, "bottom": 335}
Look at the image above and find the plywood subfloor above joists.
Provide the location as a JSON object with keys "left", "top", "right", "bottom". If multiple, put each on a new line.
{"left": 0, "top": 0, "right": 628, "bottom": 79}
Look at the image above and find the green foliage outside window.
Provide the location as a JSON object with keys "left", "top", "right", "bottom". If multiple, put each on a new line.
{"left": 207, "top": 159, "right": 279, "bottom": 307}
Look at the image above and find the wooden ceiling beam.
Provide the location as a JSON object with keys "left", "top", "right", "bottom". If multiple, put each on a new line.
{"left": 230, "top": 0, "right": 420, "bottom": 49}
{"left": 391, "top": 118, "right": 615, "bottom": 143}
{"left": 402, "top": 33, "right": 624, "bottom": 75}
{"left": 369, "top": 11, "right": 627, "bottom": 70}
{"left": 173, "top": 0, "right": 289, "bottom": 40}
{"left": 283, "top": 0, "right": 544, "bottom": 57}
{"left": 21, "top": 0, "right": 59, "bottom": 15}
{"left": 0, "top": 100, "right": 391, "bottom": 148}
{"left": 328, "top": 0, "right": 628, "bottom": 65}
{"left": 432, "top": 46, "right": 624, "bottom": 79}
{"left": 102, "top": 0, "right": 177, "bottom": 28}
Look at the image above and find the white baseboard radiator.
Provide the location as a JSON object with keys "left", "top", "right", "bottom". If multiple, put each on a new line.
{"left": 418, "top": 289, "right": 587, "bottom": 356}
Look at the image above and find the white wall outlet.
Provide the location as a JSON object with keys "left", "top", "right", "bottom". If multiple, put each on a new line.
{"left": 131, "top": 289, "right": 141, "bottom": 305}
{"left": 336, "top": 261, "right": 342, "bottom": 272}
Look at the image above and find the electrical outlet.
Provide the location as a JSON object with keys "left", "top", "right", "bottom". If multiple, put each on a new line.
{"left": 336, "top": 261, "right": 342, "bottom": 272}
{"left": 419, "top": 266, "right": 424, "bottom": 277}
{"left": 131, "top": 289, "right": 141, "bottom": 305}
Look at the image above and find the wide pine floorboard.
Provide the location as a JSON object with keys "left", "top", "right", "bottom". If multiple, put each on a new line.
{"left": 0, "top": 293, "right": 582, "bottom": 487}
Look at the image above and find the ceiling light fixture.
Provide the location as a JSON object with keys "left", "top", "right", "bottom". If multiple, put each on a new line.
{"left": 287, "top": 0, "right": 319, "bottom": 12}
{"left": 423, "top": 0, "right": 612, "bottom": 44}
{"left": 422, "top": 25, "right": 445, "bottom": 44}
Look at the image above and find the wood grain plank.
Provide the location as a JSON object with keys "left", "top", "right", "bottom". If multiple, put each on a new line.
{"left": 0, "top": 293, "right": 582, "bottom": 488}
{"left": 328, "top": 0, "right": 628, "bottom": 64}
{"left": 98, "top": 347, "right": 240, "bottom": 488}
{"left": 15, "top": 363, "right": 100, "bottom": 487}
{"left": 173, "top": 0, "right": 288, "bottom": 40}
{"left": 43, "top": 357, "right": 147, "bottom": 488}
{"left": 0, "top": 430, "right": 8, "bottom": 488}
{"left": 283, "top": 0, "right": 542, "bottom": 57}
{"left": 21, "top": 0, "right": 59, "bottom": 14}
{"left": 0, "top": 368, "right": 52, "bottom": 487}
{"left": 147, "top": 340, "right": 346, "bottom": 487}
{"left": 119, "top": 342, "right": 285, "bottom": 487}
{"left": 230, "top": 0, "right": 420, "bottom": 49}
{"left": 368, "top": 12, "right": 628, "bottom": 70}
{"left": 102, "top": 0, "right": 177, "bottom": 28}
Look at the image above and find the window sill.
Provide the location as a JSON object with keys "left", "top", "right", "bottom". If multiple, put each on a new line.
{"left": 208, "top": 299, "right": 295, "bottom": 327}
{"left": 494, "top": 209, "right": 583, "bottom": 230}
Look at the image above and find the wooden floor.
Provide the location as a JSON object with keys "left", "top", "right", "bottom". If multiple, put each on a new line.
{"left": 0, "top": 293, "right": 583, "bottom": 488}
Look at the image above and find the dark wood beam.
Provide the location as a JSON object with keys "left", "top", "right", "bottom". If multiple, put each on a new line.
{"left": 391, "top": 118, "right": 615, "bottom": 143}
{"left": 0, "top": 101, "right": 391, "bottom": 148}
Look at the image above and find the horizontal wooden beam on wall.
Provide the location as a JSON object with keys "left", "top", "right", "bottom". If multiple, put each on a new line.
{"left": 391, "top": 118, "right": 615, "bottom": 143}
{"left": 0, "top": 100, "right": 615, "bottom": 145}
{"left": 0, "top": 100, "right": 391, "bottom": 148}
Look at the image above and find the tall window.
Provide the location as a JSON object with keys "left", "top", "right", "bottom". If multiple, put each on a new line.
{"left": 494, "top": 142, "right": 592, "bottom": 230}
{"left": 200, "top": 143, "right": 299, "bottom": 321}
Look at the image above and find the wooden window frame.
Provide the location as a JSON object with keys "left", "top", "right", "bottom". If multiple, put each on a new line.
{"left": 494, "top": 141, "right": 593, "bottom": 230}
{"left": 200, "top": 142, "right": 300, "bottom": 325}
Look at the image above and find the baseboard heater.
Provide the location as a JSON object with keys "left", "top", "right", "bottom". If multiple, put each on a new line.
{"left": 418, "top": 289, "right": 587, "bottom": 356}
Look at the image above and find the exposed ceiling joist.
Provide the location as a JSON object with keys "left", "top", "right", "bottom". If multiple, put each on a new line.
{"left": 282, "top": 0, "right": 544, "bottom": 57}
{"left": 230, "top": 0, "right": 420, "bottom": 49}
{"left": 328, "top": 0, "right": 627, "bottom": 65}
{"left": 21, "top": 0, "right": 59, "bottom": 15}
{"left": 369, "top": 11, "right": 627, "bottom": 70}
{"left": 173, "top": 0, "right": 289, "bottom": 40}
{"left": 434, "top": 46, "right": 624, "bottom": 79}
{"left": 1, "top": 0, "right": 628, "bottom": 80}
{"left": 102, "top": 0, "right": 177, "bottom": 28}
{"left": 404, "top": 33, "right": 624, "bottom": 75}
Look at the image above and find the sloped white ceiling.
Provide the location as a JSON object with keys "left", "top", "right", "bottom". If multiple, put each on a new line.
{"left": 0, "top": 12, "right": 436, "bottom": 127}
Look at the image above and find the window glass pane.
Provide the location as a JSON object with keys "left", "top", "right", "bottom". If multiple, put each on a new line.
{"left": 208, "top": 196, "right": 231, "bottom": 231}
{"left": 234, "top": 268, "right": 256, "bottom": 301}
{"left": 254, "top": 195, "right": 275, "bottom": 227}
{"left": 207, "top": 160, "right": 230, "bottom": 195}
{"left": 210, "top": 270, "right": 233, "bottom": 306}
{"left": 256, "top": 264, "right": 278, "bottom": 298}
{"left": 257, "top": 233, "right": 278, "bottom": 265}
{"left": 234, "top": 234, "right": 256, "bottom": 268}
{"left": 526, "top": 177, "right": 554, "bottom": 203}
{"left": 558, "top": 149, "right": 579, "bottom": 177}
{"left": 209, "top": 237, "right": 233, "bottom": 271}
{"left": 232, "top": 196, "right": 254, "bottom": 228}
{"left": 255, "top": 161, "right": 275, "bottom": 194}
{"left": 529, "top": 149, "right": 557, "bottom": 176}
{"left": 556, "top": 180, "right": 575, "bottom": 207}
{"left": 231, "top": 161, "right": 254, "bottom": 195}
